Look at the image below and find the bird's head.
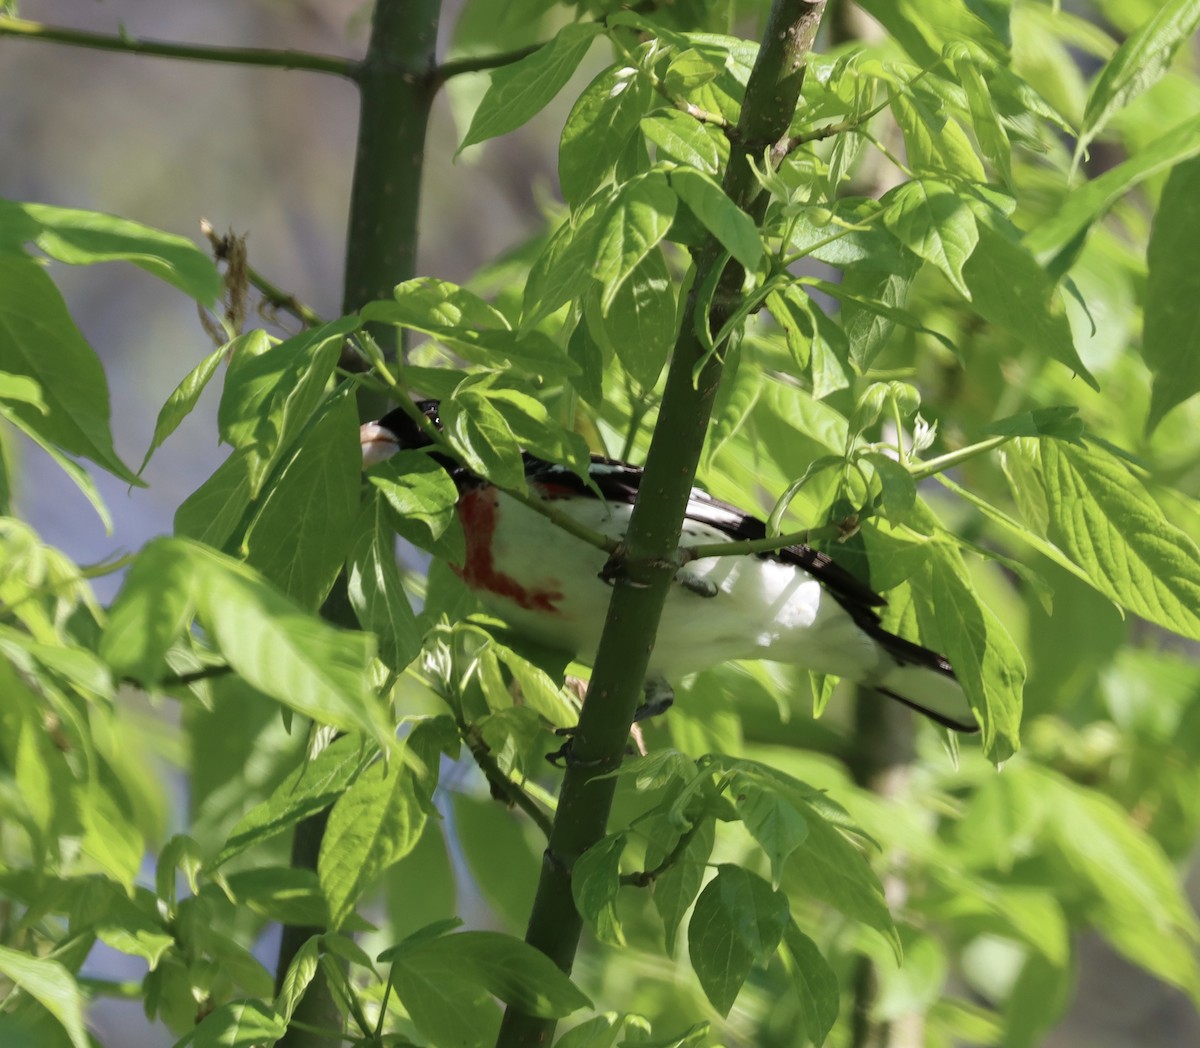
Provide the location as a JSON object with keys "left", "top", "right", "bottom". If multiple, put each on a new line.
{"left": 359, "top": 399, "right": 441, "bottom": 469}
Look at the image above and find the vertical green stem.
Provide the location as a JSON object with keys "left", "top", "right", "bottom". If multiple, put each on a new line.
{"left": 275, "top": 2, "right": 441, "bottom": 1043}
{"left": 494, "top": 3, "right": 827, "bottom": 1045}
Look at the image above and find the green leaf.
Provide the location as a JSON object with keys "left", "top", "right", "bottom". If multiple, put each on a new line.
{"left": 215, "top": 735, "right": 363, "bottom": 868}
{"left": 442, "top": 392, "right": 526, "bottom": 489}
{"left": 948, "top": 45, "right": 1012, "bottom": 187}
{"left": 729, "top": 773, "right": 808, "bottom": 888}
{"left": 224, "top": 867, "right": 330, "bottom": 926}
{"left": 173, "top": 447, "right": 254, "bottom": 547}
{"left": 141, "top": 337, "right": 249, "bottom": 474}
{"left": 181, "top": 999, "right": 287, "bottom": 1048}
{"left": 687, "top": 865, "right": 789, "bottom": 1016}
{"left": 0, "top": 404, "right": 113, "bottom": 530}
{"left": 319, "top": 758, "right": 427, "bottom": 929}
{"left": 77, "top": 788, "right": 142, "bottom": 888}
{"left": 641, "top": 111, "right": 722, "bottom": 176}
{"left": 780, "top": 797, "right": 900, "bottom": 960}
{"left": 389, "top": 931, "right": 590, "bottom": 1046}
{"left": 100, "top": 539, "right": 197, "bottom": 684}
{"left": 0, "top": 199, "right": 220, "bottom": 303}
{"left": 274, "top": 937, "right": 319, "bottom": 1025}
{"left": 888, "top": 85, "right": 986, "bottom": 183}
{"left": 653, "top": 818, "right": 715, "bottom": 955}
{"left": 0, "top": 370, "right": 45, "bottom": 410}
{"left": 961, "top": 221, "right": 1098, "bottom": 390}
{"left": 668, "top": 168, "right": 762, "bottom": 271}
{"left": 841, "top": 255, "right": 922, "bottom": 371}
{"left": 586, "top": 249, "right": 677, "bottom": 390}
{"left": 0, "top": 254, "right": 140, "bottom": 484}
{"left": 780, "top": 923, "right": 839, "bottom": 1048}
{"left": 1075, "top": 0, "right": 1200, "bottom": 164}
{"left": 367, "top": 449, "right": 465, "bottom": 562}
{"left": 1144, "top": 155, "right": 1200, "bottom": 430}
{"left": 482, "top": 387, "right": 593, "bottom": 478}
{"left": 522, "top": 198, "right": 611, "bottom": 331}
{"left": 1025, "top": 114, "right": 1200, "bottom": 276}
{"left": 881, "top": 179, "right": 978, "bottom": 298}
{"left": 217, "top": 318, "right": 356, "bottom": 493}
{"left": 365, "top": 278, "right": 576, "bottom": 376}
{"left": 460, "top": 23, "right": 604, "bottom": 150}
{"left": 104, "top": 538, "right": 389, "bottom": 742}
{"left": 561, "top": 66, "right": 654, "bottom": 207}
{"left": 1033, "top": 765, "right": 1200, "bottom": 999}
{"left": 595, "top": 172, "right": 677, "bottom": 312}
{"left": 347, "top": 497, "right": 424, "bottom": 674}
{"left": 915, "top": 547, "right": 1024, "bottom": 762}
{"left": 572, "top": 833, "right": 628, "bottom": 946}
{"left": 982, "top": 406, "right": 1083, "bottom": 442}
{"left": 1024, "top": 440, "right": 1200, "bottom": 641}
{"left": 0, "top": 944, "right": 90, "bottom": 1048}
{"left": 243, "top": 392, "right": 361, "bottom": 609}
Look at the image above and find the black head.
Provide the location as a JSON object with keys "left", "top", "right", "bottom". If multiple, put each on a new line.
{"left": 375, "top": 399, "right": 442, "bottom": 450}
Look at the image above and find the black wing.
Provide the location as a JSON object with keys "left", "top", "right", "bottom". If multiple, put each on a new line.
{"left": 525, "top": 454, "right": 888, "bottom": 619}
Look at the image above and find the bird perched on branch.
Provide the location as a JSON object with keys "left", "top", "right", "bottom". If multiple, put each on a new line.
{"left": 361, "top": 400, "right": 978, "bottom": 733}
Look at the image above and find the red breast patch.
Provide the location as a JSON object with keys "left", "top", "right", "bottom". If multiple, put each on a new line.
{"left": 454, "top": 488, "right": 564, "bottom": 613}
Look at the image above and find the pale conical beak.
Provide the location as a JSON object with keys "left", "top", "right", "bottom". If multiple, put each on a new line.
{"left": 360, "top": 421, "right": 400, "bottom": 470}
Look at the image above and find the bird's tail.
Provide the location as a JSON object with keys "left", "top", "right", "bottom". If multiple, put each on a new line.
{"left": 867, "top": 630, "right": 978, "bottom": 732}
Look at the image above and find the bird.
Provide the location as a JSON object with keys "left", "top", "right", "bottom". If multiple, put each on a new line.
{"left": 360, "top": 400, "right": 978, "bottom": 733}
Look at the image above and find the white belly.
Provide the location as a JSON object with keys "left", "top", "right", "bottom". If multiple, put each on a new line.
{"left": 455, "top": 488, "right": 884, "bottom": 682}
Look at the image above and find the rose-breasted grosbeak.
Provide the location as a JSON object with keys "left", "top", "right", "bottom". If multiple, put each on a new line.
{"left": 361, "top": 401, "right": 978, "bottom": 733}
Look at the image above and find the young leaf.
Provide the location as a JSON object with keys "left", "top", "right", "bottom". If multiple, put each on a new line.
{"left": 1143, "top": 155, "right": 1200, "bottom": 431}
{"left": 100, "top": 540, "right": 197, "bottom": 685}
{"left": 181, "top": 999, "right": 287, "bottom": 1048}
{"left": 729, "top": 773, "right": 809, "bottom": 888}
{"left": 1024, "top": 113, "right": 1200, "bottom": 276}
{"left": 668, "top": 168, "right": 762, "bottom": 271}
{"left": 215, "top": 735, "right": 364, "bottom": 868}
{"left": 1025, "top": 440, "right": 1200, "bottom": 641}
{"left": 244, "top": 392, "right": 361, "bottom": 610}
{"left": 641, "top": 110, "right": 722, "bottom": 176}
{"left": 389, "top": 931, "right": 591, "bottom": 1045}
{"left": 442, "top": 392, "right": 527, "bottom": 490}
{"left": 217, "top": 318, "right": 356, "bottom": 492}
{"left": 572, "top": 833, "right": 628, "bottom": 946}
{"left": 687, "top": 865, "right": 789, "bottom": 1016}
{"left": 367, "top": 449, "right": 465, "bottom": 562}
{"left": 173, "top": 447, "right": 254, "bottom": 548}
{"left": 139, "top": 340, "right": 231, "bottom": 474}
{"left": 586, "top": 249, "right": 677, "bottom": 390}
{"left": 0, "top": 254, "right": 141, "bottom": 484}
{"left": 319, "top": 758, "right": 428, "bottom": 929}
{"left": 561, "top": 66, "right": 654, "bottom": 207}
{"left": 961, "top": 222, "right": 1098, "bottom": 390}
{"left": 881, "top": 179, "right": 978, "bottom": 298}
{"left": 780, "top": 922, "right": 839, "bottom": 1048}
{"left": 1075, "top": 0, "right": 1200, "bottom": 164}
{"left": 0, "top": 199, "right": 221, "bottom": 303}
{"left": 916, "top": 546, "right": 1025, "bottom": 762}
{"left": 595, "top": 171, "right": 677, "bottom": 312}
{"left": 522, "top": 197, "right": 612, "bottom": 331}
{"left": 460, "top": 23, "right": 604, "bottom": 150}
{"left": 346, "top": 497, "right": 424, "bottom": 674}
{"left": 653, "top": 818, "right": 716, "bottom": 955}
{"left": 0, "top": 945, "right": 90, "bottom": 1048}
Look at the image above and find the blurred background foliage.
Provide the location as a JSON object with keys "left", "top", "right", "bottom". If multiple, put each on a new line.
{"left": 1, "top": 1, "right": 1200, "bottom": 1046}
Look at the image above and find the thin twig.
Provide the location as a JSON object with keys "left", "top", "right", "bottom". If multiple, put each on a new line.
{"left": 620, "top": 819, "right": 704, "bottom": 887}
{"left": 430, "top": 43, "right": 542, "bottom": 86}
{"left": 462, "top": 725, "right": 555, "bottom": 839}
{"left": 0, "top": 15, "right": 360, "bottom": 79}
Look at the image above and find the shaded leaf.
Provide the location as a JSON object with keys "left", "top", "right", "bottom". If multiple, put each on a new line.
{"left": 461, "top": 23, "right": 604, "bottom": 149}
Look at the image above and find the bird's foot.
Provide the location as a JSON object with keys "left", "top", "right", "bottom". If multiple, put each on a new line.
{"left": 633, "top": 677, "right": 675, "bottom": 722}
